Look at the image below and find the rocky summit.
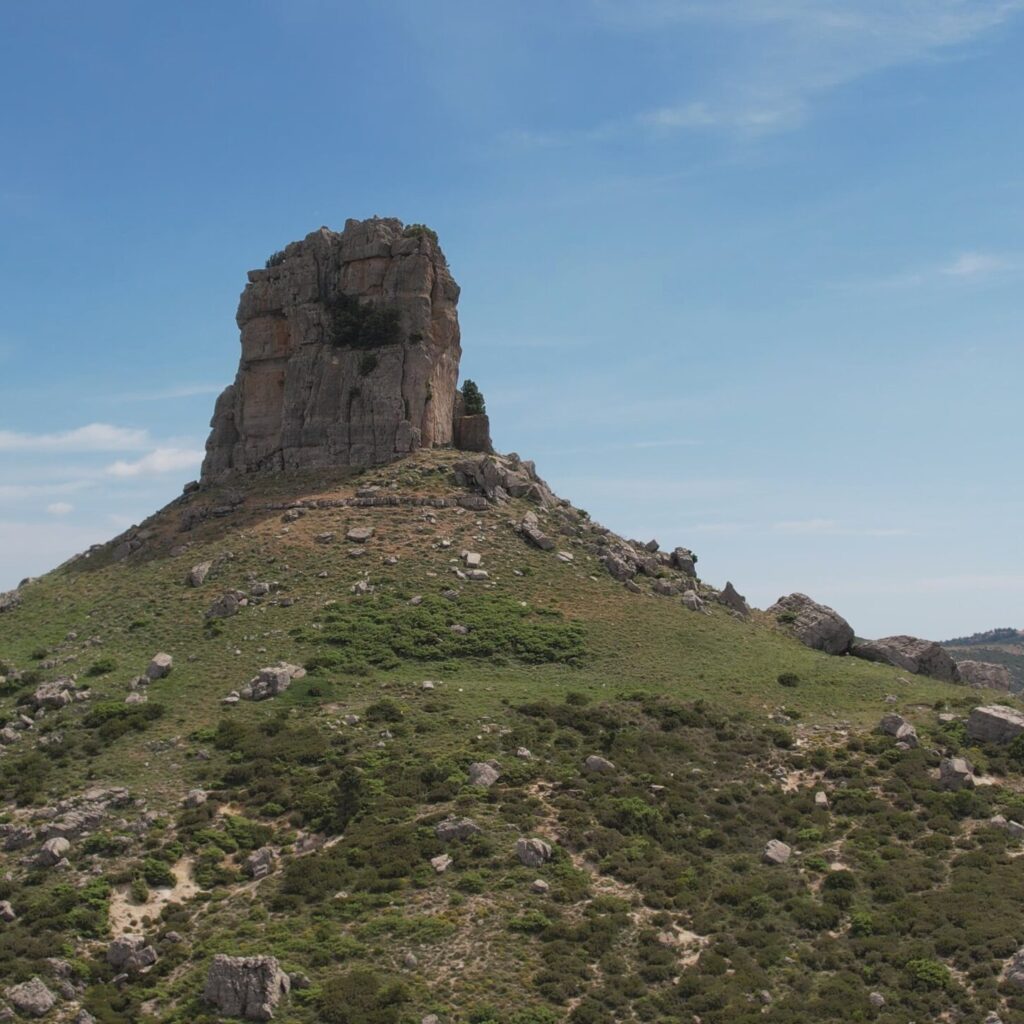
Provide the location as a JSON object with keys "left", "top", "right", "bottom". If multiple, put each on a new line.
{"left": 203, "top": 217, "right": 489, "bottom": 481}
{"left": 3, "top": 221, "right": 1024, "bottom": 1024}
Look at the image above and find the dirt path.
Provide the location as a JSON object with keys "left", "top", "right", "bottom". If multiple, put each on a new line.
{"left": 108, "top": 856, "right": 199, "bottom": 934}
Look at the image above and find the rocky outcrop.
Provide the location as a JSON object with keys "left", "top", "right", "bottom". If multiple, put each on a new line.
{"left": 851, "top": 636, "right": 960, "bottom": 682}
{"left": 203, "top": 955, "right": 290, "bottom": 1021}
{"left": 767, "top": 593, "right": 854, "bottom": 655}
{"left": 5, "top": 978, "right": 56, "bottom": 1017}
{"left": 956, "top": 660, "right": 1012, "bottom": 690}
{"left": 202, "top": 218, "right": 463, "bottom": 481}
{"left": 718, "top": 582, "right": 751, "bottom": 618}
{"left": 878, "top": 713, "right": 919, "bottom": 748}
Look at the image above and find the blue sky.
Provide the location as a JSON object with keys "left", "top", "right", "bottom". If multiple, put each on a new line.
{"left": 1, "top": 0, "right": 1022, "bottom": 639}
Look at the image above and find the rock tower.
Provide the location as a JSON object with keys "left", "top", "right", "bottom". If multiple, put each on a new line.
{"left": 201, "top": 217, "right": 488, "bottom": 481}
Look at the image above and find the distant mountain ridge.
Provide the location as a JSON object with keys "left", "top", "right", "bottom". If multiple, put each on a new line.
{"left": 942, "top": 626, "right": 1024, "bottom": 691}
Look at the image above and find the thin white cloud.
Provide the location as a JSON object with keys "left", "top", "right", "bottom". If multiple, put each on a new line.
{"left": 46, "top": 502, "right": 74, "bottom": 516}
{"left": 105, "top": 447, "right": 204, "bottom": 478}
{"left": 941, "top": 251, "right": 1008, "bottom": 278}
{"left": 0, "top": 423, "right": 150, "bottom": 453}
{"left": 580, "top": 1, "right": 1024, "bottom": 140}
{"left": 0, "top": 481, "right": 94, "bottom": 503}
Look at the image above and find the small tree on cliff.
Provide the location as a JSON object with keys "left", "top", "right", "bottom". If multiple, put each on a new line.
{"left": 461, "top": 380, "right": 486, "bottom": 416}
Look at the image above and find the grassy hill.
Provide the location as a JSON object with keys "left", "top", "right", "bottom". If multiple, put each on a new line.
{"left": 2, "top": 450, "right": 1024, "bottom": 1024}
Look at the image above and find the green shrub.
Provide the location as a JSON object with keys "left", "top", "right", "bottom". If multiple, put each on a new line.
{"left": 318, "top": 969, "right": 408, "bottom": 1024}
{"left": 461, "top": 379, "right": 486, "bottom": 415}
{"left": 906, "top": 957, "right": 951, "bottom": 990}
{"left": 85, "top": 656, "right": 117, "bottom": 677}
{"left": 403, "top": 223, "right": 438, "bottom": 245}
{"left": 327, "top": 292, "right": 401, "bottom": 350}
{"left": 777, "top": 672, "right": 800, "bottom": 687}
{"left": 265, "top": 249, "right": 286, "bottom": 268}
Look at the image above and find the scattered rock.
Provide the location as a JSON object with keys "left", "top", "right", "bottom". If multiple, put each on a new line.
{"left": 467, "top": 762, "right": 501, "bottom": 788}
{"left": 0, "top": 901, "right": 16, "bottom": 922}
{"left": 184, "top": 789, "right": 208, "bottom": 809}
{"left": 877, "top": 713, "right": 919, "bottom": 748}
{"left": 767, "top": 593, "right": 854, "bottom": 655}
{"left": 5, "top": 978, "right": 56, "bottom": 1018}
{"left": 516, "top": 837, "right": 552, "bottom": 867}
{"left": 584, "top": 754, "right": 615, "bottom": 774}
{"left": 36, "top": 836, "right": 71, "bottom": 867}
{"left": 814, "top": 791, "right": 829, "bottom": 809}
{"left": 187, "top": 561, "right": 212, "bottom": 587}
{"left": 435, "top": 817, "right": 482, "bottom": 842}
{"left": 763, "top": 840, "right": 791, "bottom": 865}
{"left": 203, "top": 954, "right": 290, "bottom": 1021}
{"left": 1005, "top": 945, "right": 1024, "bottom": 989}
{"left": 346, "top": 527, "right": 374, "bottom": 543}
{"left": 681, "top": 590, "right": 704, "bottom": 612}
{"left": 206, "top": 590, "right": 248, "bottom": 619}
{"left": 430, "top": 854, "right": 452, "bottom": 874}
{"left": 868, "top": 992, "right": 885, "bottom": 1009}
{"left": 239, "top": 663, "right": 306, "bottom": 702}
{"left": 107, "top": 935, "right": 158, "bottom": 972}
{"left": 531, "top": 879, "right": 550, "bottom": 894}
{"left": 245, "top": 847, "right": 277, "bottom": 880}
{"left": 31, "top": 678, "right": 75, "bottom": 711}
{"left": 938, "top": 756, "right": 975, "bottom": 791}
{"left": 146, "top": 653, "right": 173, "bottom": 680}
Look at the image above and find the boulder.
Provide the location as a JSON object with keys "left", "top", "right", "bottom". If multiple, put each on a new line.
{"left": 206, "top": 590, "right": 248, "bottom": 619}
{"left": 877, "top": 713, "right": 919, "bottom": 748}
{"left": 201, "top": 219, "right": 462, "bottom": 481}
{"left": 717, "top": 581, "right": 751, "bottom": 618}
{"left": 430, "top": 854, "right": 452, "bottom": 874}
{"left": 671, "top": 548, "right": 696, "bottom": 576}
{"left": 966, "top": 704, "right": 1024, "bottom": 744}
{"left": 36, "top": 836, "right": 71, "bottom": 867}
{"left": 467, "top": 762, "right": 501, "bottom": 788}
{"left": 30, "top": 678, "right": 74, "bottom": 710}
{"left": 204, "top": 954, "right": 290, "bottom": 1021}
{"left": 245, "top": 847, "right": 277, "bottom": 880}
{"left": 1005, "top": 945, "right": 1024, "bottom": 989}
{"left": 583, "top": 754, "right": 615, "bottom": 774}
{"left": 956, "top": 660, "right": 1013, "bottom": 690}
{"left": 5, "top": 978, "right": 56, "bottom": 1018}
{"left": 767, "top": 593, "right": 854, "bottom": 655}
{"left": 939, "top": 757, "right": 975, "bottom": 791}
{"left": 516, "top": 837, "right": 553, "bottom": 868}
{"left": 435, "top": 817, "right": 482, "bottom": 842}
{"left": 187, "top": 561, "right": 212, "bottom": 587}
{"left": 184, "top": 789, "right": 208, "bottom": 809}
{"left": 851, "top": 635, "right": 959, "bottom": 681}
{"left": 763, "top": 839, "right": 791, "bottom": 865}
{"left": 107, "top": 935, "right": 158, "bottom": 972}
{"left": 346, "top": 527, "right": 374, "bottom": 543}
{"left": 146, "top": 653, "right": 173, "bottom": 680}
{"left": 240, "top": 663, "right": 306, "bottom": 701}
{"left": 681, "top": 590, "right": 704, "bottom": 612}
{"left": 0, "top": 901, "right": 15, "bottom": 922}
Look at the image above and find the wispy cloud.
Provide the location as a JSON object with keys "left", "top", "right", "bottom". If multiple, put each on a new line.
{"left": 0, "top": 423, "right": 150, "bottom": 453}
{"left": 105, "top": 447, "right": 204, "bottom": 478}
{"left": 512, "top": 1, "right": 1024, "bottom": 145}
{"left": 846, "top": 250, "right": 1020, "bottom": 290}
{"left": 0, "top": 481, "right": 93, "bottom": 503}
{"left": 46, "top": 502, "right": 74, "bottom": 516}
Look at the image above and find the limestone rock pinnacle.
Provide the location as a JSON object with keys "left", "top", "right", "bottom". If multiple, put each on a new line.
{"left": 202, "top": 217, "right": 470, "bottom": 480}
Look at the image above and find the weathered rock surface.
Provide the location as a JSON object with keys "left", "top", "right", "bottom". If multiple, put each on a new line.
{"left": 718, "top": 581, "right": 751, "bottom": 618}
{"left": 187, "top": 561, "right": 212, "bottom": 587}
{"left": 1005, "top": 946, "right": 1024, "bottom": 988}
{"left": 239, "top": 663, "right": 306, "bottom": 702}
{"left": 204, "top": 954, "right": 290, "bottom": 1021}
{"left": 878, "top": 713, "right": 919, "bottom": 748}
{"left": 245, "top": 846, "right": 277, "bottom": 880}
{"left": 939, "top": 757, "right": 975, "bottom": 791}
{"left": 467, "top": 762, "right": 501, "bottom": 788}
{"left": 107, "top": 935, "right": 158, "bottom": 972}
{"left": 516, "top": 837, "right": 552, "bottom": 867}
{"left": 146, "top": 653, "right": 173, "bottom": 680}
{"left": 202, "top": 218, "right": 463, "bottom": 480}
{"left": 767, "top": 593, "right": 854, "bottom": 655}
{"left": 763, "top": 839, "right": 792, "bottom": 865}
{"left": 956, "top": 660, "right": 1013, "bottom": 690}
{"left": 851, "top": 635, "right": 960, "bottom": 682}
{"left": 435, "top": 817, "right": 482, "bottom": 842}
{"left": 967, "top": 704, "right": 1024, "bottom": 744}
{"left": 5, "top": 978, "right": 56, "bottom": 1017}
{"left": 583, "top": 754, "right": 615, "bottom": 774}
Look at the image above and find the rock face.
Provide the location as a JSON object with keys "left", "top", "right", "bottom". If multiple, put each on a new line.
{"left": 202, "top": 218, "right": 464, "bottom": 480}
{"left": 956, "top": 660, "right": 1013, "bottom": 690}
{"left": 851, "top": 635, "right": 960, "bottom": 682}
{"left": 203, "top": 954, "right": 290, "bottom": 1021}
{"left": 767, "top": 593, "right": 854, "bottom": 655}
{"left": 5, "top": 977, "right": 56, "bottom": 1017}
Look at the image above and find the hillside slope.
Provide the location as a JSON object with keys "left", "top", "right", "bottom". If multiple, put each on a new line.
{"left": 2, "top": 450, "right": 1024, "bottom": 1024}
{"left": 943, "top": 629, "right": 1024, "bottom": 691}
